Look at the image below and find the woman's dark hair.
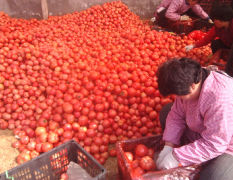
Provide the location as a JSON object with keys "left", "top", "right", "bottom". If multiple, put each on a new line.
{"left": 156, "top": 57, "right": 202, "bottom": 96}
{"left": 211, "top": 4, "right": 233, "bottom": 22}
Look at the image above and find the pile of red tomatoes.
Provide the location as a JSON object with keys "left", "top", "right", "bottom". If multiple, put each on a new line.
{"left": 0, "top": 1, "right": 212, "bottom": 165}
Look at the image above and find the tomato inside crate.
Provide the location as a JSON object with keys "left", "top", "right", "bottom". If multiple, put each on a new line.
{"left": 116, "top": 135, "right": 162, "bottom": 180}
{"left": 116, "top": 135, "right": 201, "bottom": 180}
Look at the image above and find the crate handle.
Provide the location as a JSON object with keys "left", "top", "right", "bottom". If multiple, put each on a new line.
{"left": 5, "top": 171, "right": 14, "bottom": 180}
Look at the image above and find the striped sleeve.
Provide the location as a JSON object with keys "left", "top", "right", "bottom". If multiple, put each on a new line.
{"left": 165, "top": 0, "right": 182, "bottom": 21}
{"left": 163, "top": 98, "right": 187, "bottom": 145}
{"left": 191, "top": 4, "right": 209, "bottom": 20}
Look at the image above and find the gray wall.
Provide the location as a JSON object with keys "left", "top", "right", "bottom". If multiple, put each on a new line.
{"left": 0, "top": 0, "right": 42, "bottom": 19}
{"left": 0, "top": 0, "right": 161, "bottom": 19}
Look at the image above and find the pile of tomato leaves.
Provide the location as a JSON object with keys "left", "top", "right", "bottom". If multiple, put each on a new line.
{"left": 0, "top": 1, "right": 212, "bottom": 165}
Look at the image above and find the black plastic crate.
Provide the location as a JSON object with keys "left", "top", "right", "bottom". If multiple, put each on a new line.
{"left": 0, "top": 140, "right": 106, "bottom": 180}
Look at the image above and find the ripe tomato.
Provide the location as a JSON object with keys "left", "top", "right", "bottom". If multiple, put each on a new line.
{"left": 16, "top": 152, "right": 31, "bottom": 164}
{"left": 131, "top": 159, "right": 139, "bottom": 169}
{"left": 131, "top": 167, "right": 145, "bottom": 178}
{"left": 124, "top": 152, "right": 134, "bottom": 163}
{"left": 109, "top": 149, "right": 117, "bottom": 157}
{"left": 78, "top": 115, "right": 88, "bottom": 126}
{"left": 135, "top": 144, "right": 148, "bottom": 157}
{"left": 139, "top": 156, "right": 156, "bottom": 171}
{"left": 35, "top": 127, "right": 47, "bottom": 136}
{"left": 27, "top": 141, "right": 36, "bottom": 151}
{"left": 20, "top": 135, "right": 30, "bottom": 145}
{"left": 12, "top": 140, "right": 21, "bottom": 148}
{"left": 48, "top": 131, "right": 59, "bottom": 144}
{"left": 42, "top": 142, "right": 53, "bottom": 152}
{"left": 63, "top": 102, "right": 73, "bottom": 113}
{"left": 60, "top": 173, "right": 68, "bottom": 180}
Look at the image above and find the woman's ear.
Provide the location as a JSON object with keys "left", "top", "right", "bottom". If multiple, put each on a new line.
{"left": 190, "top": 83, "right": 196, "bottom": 92}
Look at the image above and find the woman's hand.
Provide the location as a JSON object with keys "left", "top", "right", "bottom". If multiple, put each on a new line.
{"left": 157, "top": 150, "right": 180, "bottom": 169}
{"left": 155, "top": 145, "right": 173, "bottom": 168}
{"left": 208, "top": 19, "right": 214, "bottom": 24}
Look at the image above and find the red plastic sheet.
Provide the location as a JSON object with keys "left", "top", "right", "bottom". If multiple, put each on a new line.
{"left": 141, "top": 165, "right": 201, "bottom": 180}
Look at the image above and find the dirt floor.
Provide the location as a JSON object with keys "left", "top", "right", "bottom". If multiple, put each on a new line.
{"left": 0, "top": 129, "right": 119, "bottom": 180}
{"left": 0, "top": 130, "right": 19, "bottom": 174}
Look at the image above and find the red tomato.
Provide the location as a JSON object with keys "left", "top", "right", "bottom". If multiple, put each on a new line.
{"left": 131, "top": 159, "right": 139, "bottom": 169}
{"left": 48, "top": 131, "right": 59, "bottom": 144}
{"left": 60, "top": 173, "right": 68, "bottom": 180}
{"left": 35, "top": 127, "right": 47, "bottom": 136}
{"left": 63, "top": 131, "right": 73, "bottom": 139}
{"left": 20, "top": 135, "right": 30, "bottom": 145}
{"left": 78, "top": 115, "right": 88, "bottom": 126}
{"left": 12, "top": 140, "right": 21, "bottom": 148}
{"left": 124, "top": 152, "right": 134, "bottom": 163}
{"left": 131, "top": 167, "right": 145, "bottom": 178}
{"left": 17, "top": 152, "right": 31, "bottom": 164}
{"left": 90, "top": 144, "right": 100, "bottom": 154}
{"left": 148, "top": 148, "right": 155, "bottom": 158}
{"left": 109, "top": 149, "right": 117, "bottom": 157}
{"left": 139, "top": 156, "right": 156, "bottom": 171}
{"left": 37, "top": 118, "right": 48, "bottom": 127}
{"left": 72, "top": 122, "right": 80, "bottom": 131}
{"left": 135, "top": 144, "right": 148, "bottom": 157}
{"left": 42, "top": 142, "right": 53, "bottom": 152}
{"left": 30, "top": 150, "right": 40, "bottom": 159}
{"left": 63, "top": 102, "right": 73, "bottom": 113}
{"left": 27, "top": 141, "right": 36, "bottom": 151}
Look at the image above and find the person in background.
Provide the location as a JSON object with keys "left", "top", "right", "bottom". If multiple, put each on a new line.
{"left": 185, "top": 5, "right": 233, "bottom": 62}
{"left": 151, "top": 0, "right": 213, "bottom": 29}
{"left": 225, "top": 44, "right": 233, "bottom": 77}
{"left": 156, "top": 57, "right": 233, "bottom": 180}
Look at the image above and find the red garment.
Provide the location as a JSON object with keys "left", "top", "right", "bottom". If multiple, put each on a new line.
{"left": 195, "top": 19, "right": 233, "bottom": 48}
